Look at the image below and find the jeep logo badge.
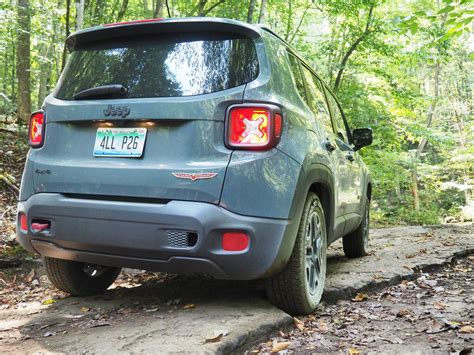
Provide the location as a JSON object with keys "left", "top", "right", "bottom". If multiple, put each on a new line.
{"left": 104, "top": 105, "right": 130, "bottom": 118}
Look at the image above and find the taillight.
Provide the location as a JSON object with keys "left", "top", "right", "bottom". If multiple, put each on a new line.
{"left": 225, "top": 104, "right": 283, "bottom": 150}
{"left": 19, "top": 213, "right": 28, "bottom": 232}
{"left": 29, "top": 111, "right": 45, "bottom": 147}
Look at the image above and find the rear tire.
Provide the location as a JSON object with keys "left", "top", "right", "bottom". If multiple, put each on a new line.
{"left": 343, "top": 197, "right": 370, "bottom": 258}
{"left": 44, "top": 257, "right": 121, "bottom": 296}
{"left": 265, "top": 192, "right": 327, "bottom": 315}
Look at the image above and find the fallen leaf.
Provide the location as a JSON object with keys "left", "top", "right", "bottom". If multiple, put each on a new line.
{"left": 373, "top": 274, "right": 383, "bottom": 280}
{"left": 317, "top": 320, "right": 329, "bottom": 333}
{"left": 41, "top": 299, "right": 56, "bottom": 305}
{"left": 433, "top": 301, "right": 446, "bottom": 310}
{"left": 182, "top": 304, "right": 195, "bottom": 310}
{"left": 81, "top": 307, "right": 90, "bottom": 313}
{"left": 293, "top": 317, "right": 305, "bottom": 331}
{"left": 348, "top": 348, "right": 360, "bottom": 355}
{"left": 396, "top": 309, "right": 410, "bottom": 317}
{"left": 204, "top": 331, "right": 228, "bottom": 344}
{"left": 271, "top": 342, "right": 290, "bottom": 353}
{"left": 26, "top": 269, "right": 35, "bottom": 282}
{"left": 459, "top": 325, "right": 474, "bottom": 334}
{"left": 352, "top": 293, "right": 368, "bottom": 302}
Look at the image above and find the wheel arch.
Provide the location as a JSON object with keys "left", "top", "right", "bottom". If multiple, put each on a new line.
{"left": 288, "top": 161, "right": 337, "bottom": 243}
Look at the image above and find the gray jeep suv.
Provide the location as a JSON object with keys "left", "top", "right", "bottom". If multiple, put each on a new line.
{"left": 17, "top": 18, "right": 372, "bottom": 315}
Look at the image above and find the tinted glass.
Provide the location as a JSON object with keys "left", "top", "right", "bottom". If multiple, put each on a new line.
{"left": 55, "top": 34, "right": 259, "bottom": 100}
{"left": 301, "top": 67, "right": 333, "bottom": 133}
{"left": 325, "top": 90, "right": 348, "bottom": 142}
{"left": 288, "top": 54, "right": 306, "bottom": 101}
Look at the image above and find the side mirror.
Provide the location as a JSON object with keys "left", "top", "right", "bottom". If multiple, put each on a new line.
{"left": 352, "top": 128, "right": 373, "bottom": 150}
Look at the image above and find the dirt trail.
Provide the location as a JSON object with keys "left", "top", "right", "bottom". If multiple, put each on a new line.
{"left": 0, "top": 224, "right": 472, "bottom": 353}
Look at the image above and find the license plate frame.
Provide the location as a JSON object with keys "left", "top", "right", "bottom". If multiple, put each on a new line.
{"left": 93, "top": 127, "right": 147, "bottom": 158}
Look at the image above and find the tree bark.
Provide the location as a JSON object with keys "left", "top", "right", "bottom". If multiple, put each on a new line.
{"left": 75, "top": 0, "right": 85, "bottom": 30}
{"left": 411, "top": 171, "right": 420, "bottom": 211}
{"left": 116, "top": 0, "right": 129, "bottom": 21}
{"left": 411, "top": 60, "right": 441, "bottom": 210}
{"left": 164, "top": 0, "right": 171, "bottom": 17}
{"left": 37, "top": 42, "right": 53, "bottom": 107}
{"left": 288, "top": 4, "right": 311, "bottom": 44}
{"left": 284, "top": 0, "right": 292, "bottom": 40}
{"left": 16, "top": 0, "right": 31, "bottom": 125}
{"left": 61, "top": 0, "right": 71, "bottom": 71}
{"left": 247, "top": 0, "right": 255, "bottom": 23}
{"left": 201, "top": 0, "right": 225, "bottom": 16}
{"left": 153, "top": 0, "right": 163, "bottom": 18}
{"left": 258, "top": 0, "right": 266, "bottom": 23}
{"left": 333, "top": 5, "right": 374, "bottom": 92}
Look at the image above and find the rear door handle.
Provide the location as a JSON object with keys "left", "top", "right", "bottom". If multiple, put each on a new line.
{"left": 324, "top": 140, "right": 336, "bottom": 152}
{"left": 346, "top": 154, "right": 355, "bottom": 162}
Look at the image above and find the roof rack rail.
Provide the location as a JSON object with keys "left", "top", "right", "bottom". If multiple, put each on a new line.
{"left": 255, "top": 24, "right": 290, "bottom": 46}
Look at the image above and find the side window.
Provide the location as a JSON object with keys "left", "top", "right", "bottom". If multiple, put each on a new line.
{"left": 301, "top": 67, "right": 334, "bottom": 134}
{"left": 326, "top": 90, "right": 349, "bottom": 143}
{"left": 287, "top": 54, "right": 306, "bottom": 102}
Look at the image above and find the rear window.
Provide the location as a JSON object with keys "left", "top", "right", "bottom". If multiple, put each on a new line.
{"left": 54, "top": 33, "right": 259, "bottom": 100}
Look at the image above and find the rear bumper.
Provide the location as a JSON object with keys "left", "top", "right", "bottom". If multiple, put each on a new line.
{"left": 17, "top": 194, "right": 297, "bottom": 280}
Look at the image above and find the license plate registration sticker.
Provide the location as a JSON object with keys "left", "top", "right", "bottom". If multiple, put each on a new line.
{"left": 93, "top": 127, "right": 147, "bottom": 157}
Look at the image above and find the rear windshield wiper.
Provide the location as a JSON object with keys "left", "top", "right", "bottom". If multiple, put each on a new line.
{"left": 73, "top": 84, "right": 128, "bottom": 100}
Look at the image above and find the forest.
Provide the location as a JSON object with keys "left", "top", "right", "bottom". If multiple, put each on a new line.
{"left": 0, "top": 0, "right": 473, "bottom": 226}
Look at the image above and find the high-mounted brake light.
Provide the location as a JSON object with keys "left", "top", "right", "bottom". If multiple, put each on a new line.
{"left": 103, "top": 18, "right": 163, "bottom": 27}
{"left": 225, "top": 104, "right": 282, "bottom": 150}
{"left": 29, "top": 111, "right": 45, "bottom": 147}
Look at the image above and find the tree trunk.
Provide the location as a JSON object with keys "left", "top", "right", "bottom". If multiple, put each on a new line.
{"left": 164, "top": 0, "right": 171, "bottom": 17}
{"left": 247, "top": 0, "right": 255, "bottom": 23}
{"left": 153, "top": 0, "right": 163, "bottom": 18}
{"left": 37, "top": 42, "right": 53, "bottom": 107}
{"left": 258, "top": 0, "right": 266, "bottom": 23}
{"left": 411, "top": 170, "right": 420, "bottom": 211}
{"left": 411, "top": 60, "right": 441, "bottom": 210}
{"left": 333, "top": 5, "right": 374, "bottom": 92}
{"left": 75, "top": 0, "right": 85, "bottom": 30}
{"left": 116, "top": 0, "right": 129, "bottom": 21}
{"left": 16, "top": 0, "right": 31, "bottom": 125}
{"left": 288, "top": 4, "right": 311, "bottom": 44}
{"left": 284, "top": 0, "right": 292, "bottom": 40}
{"left": 61, "top": 0, "right": 71, "bottom": 71}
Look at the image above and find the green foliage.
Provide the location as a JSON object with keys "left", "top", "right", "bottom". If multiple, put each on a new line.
{"left": 1, "top": 0, "right": 472, "bottom": 226}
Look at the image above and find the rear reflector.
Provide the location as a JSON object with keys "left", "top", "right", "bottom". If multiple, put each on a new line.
{"left": 19, "top": 214, "right": 27, "bottom": 232}
{"left": 274, "top": 114, "right": 282, "bottom": 138}
{"left": 222, "top": 232, "right": 249, "bottom": 251}
{"left": 225, "top": 104, "right": 282, "bottom": 150}
{"left": 29, "top": 111, "right": 45, "bottom": 147}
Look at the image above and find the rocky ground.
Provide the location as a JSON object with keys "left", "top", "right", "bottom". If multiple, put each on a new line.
{"left": 252, "top": 256, "right": 473, "bottom": 354}
{"left": 0, "top": 224, "right": 472, "bottom": 353}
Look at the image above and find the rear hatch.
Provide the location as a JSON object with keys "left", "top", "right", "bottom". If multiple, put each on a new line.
{"left": 34, "top": 20, "right": 261, "bottom": 204}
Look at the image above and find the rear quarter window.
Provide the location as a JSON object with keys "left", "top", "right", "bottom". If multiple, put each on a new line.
{"left": 55, "top": 33, "right": 259, "bottom": 100}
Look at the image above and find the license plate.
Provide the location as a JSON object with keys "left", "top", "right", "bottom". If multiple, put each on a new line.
{"left": 93, "top": 128, "right": 147, "bottom": 157}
